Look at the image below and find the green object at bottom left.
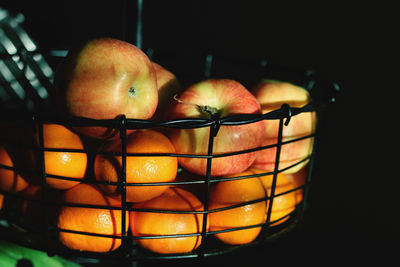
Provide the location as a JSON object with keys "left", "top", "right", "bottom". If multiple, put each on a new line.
{"left": 0, "top": 240, "right": 81, "bottom": 267}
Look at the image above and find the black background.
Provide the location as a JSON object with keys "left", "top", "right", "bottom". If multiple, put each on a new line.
{"left": 1, "top": 1, "right": 397, "bottom": 266}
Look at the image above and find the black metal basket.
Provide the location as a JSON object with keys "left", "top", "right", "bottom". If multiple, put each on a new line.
{"left": 0, "top": 53, "right": 339, "bottom": 262}
{"left": 0, "top": 2, "right": 340, "bottom": 265}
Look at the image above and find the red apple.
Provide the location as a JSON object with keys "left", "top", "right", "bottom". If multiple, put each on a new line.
{"left": 151, "top": 62, "right": 181, "bottom": 120}
{"left": 251, "top": 80, "right": 316, "bottom": 174}
{"left": 166, "top": 79, "right": 266, "bottom": 177}
{"left": 54, "top": 38, "right": 158, "bottom": 139}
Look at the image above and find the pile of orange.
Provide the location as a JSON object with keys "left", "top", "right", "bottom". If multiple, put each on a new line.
{"left": 0, "top": 121, "right": 309, "bottom": 255}
{"left": 207, "top": 168, "right": 306, "bottom": 245}
{"left": 94, "top": 129, "right": 178, "bottom": 202}
{"left": 208, "top": 170, "right": 267, "bottom": 245}
{"left": 131, "top": 187, "right": 206, "bottom": 254}
{"left": 57, "top": 183, "right": 129, "bottom": 252}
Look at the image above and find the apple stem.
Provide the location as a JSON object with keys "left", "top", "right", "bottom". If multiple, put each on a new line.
{"left": 173, "top": 94, "right": 220, "bottom": 118}
{"left": 128, "top": 86, "right": 136, "bottom": 97}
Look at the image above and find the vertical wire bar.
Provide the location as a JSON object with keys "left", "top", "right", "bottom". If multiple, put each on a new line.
{"left": 200, "top": 121, "right": 217, "bottom": 254}
{"left": 204, "top": 54, "right": 213, "bottom": 79}
{"left": 119, "top": 115, "right": 128, "bottom": 253}
{"left": 265, "top": 112, "right": 286, "bottom": 228}
{"left": 121, "top": 0, "right": 127, "bottom": 41}
{"left": 136, "top": 0, "right": 143, "bottom": 49}
{"left": 37, "top": 119, "right": 51, "bottom": 255}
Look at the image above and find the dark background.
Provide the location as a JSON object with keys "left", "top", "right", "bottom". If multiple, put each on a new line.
{"left": 1, "top": 1, "right": 397, "bottom": 266}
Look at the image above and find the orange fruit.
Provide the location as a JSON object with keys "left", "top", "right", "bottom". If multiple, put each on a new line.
{"left": 0, "top": 194, "right": 4, "bottom": 210}
{"left": 0, "top": 145, "right": 29, "bottom": 193}
{"left": 14, "top": 185, "right": 51, "bottom": 228}
{"left": 0, "top": 184, "right": 58, "bottom": 230}
{"left": 208, "top": 171, "right": 267, "bottom": 245}
{"left": 16, "top": 185, "right": 42, "bottom": 216}
{"left": 250, "top": 169, "right": 297, "bottom": 226}
{"left": 57, "top": 183, "right": 129, "bottom": 252}
{"left": 130, "top": 187, "right": 206, "bottom": 254}
{"left": 286, "top": 166, "right": 308, "bottom": 205}
{"left": 94, "top": 129, "right": 178, "bottom": 202}
{"left": 41, "top": 124, "right": 87, "bottom": 190}
{"left": 0, "top": 122, "right": 41, "bottom": 186}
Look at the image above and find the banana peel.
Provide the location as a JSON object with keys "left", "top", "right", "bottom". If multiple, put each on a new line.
{"left": 0, "top": 240, "right": 81, "bottom": 267}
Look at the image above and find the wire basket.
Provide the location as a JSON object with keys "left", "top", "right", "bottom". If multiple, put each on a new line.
{"left": 0, "top": 2, "right": 340, "bottom": 265}
{"left": 0, "top": 52, "right": 339, "bottom": 263}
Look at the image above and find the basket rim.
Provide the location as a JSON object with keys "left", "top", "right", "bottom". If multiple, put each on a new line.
{"left": 0, "top": 100, "right": 325, "bottom": 130}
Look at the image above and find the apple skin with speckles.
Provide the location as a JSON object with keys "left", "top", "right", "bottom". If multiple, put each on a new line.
{"left": 54, "top": 37, "right": 158, "bottom": 139}
{"left": 250, "top": 80, "right": 316, "bottom": 174}
{"left": 166, "top": 79, "right": 266, "bottom": 177}
{"left": 151, "top": 62, "right": 181, "bottom": 121}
